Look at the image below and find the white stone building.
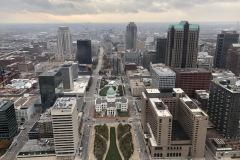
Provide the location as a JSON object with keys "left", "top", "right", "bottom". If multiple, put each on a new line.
{"left": 95, "top": 87, "right": 128, "bottom": 117}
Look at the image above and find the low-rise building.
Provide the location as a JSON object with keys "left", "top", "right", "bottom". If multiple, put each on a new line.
{"left": 129, "top": 78, "right": 151, "bottom": 96}
{"left": 17, "top": 139, "right": 56, "bottom": 160}
{"left": 212, "top": 70, "right": 237, "bottom": 85}
{"left": 95, "top": 87, "right": 128, "bottom": 117}
{"left": 126, "top": 67, "right": 151, "bottom": 82}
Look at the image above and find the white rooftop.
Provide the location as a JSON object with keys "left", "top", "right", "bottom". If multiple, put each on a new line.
{"left": 146, "top": 89, "right": 160, "bottom": 94}
{"left": 52, "top": 97, "right": 76, "bottom": 110}
{"left": 150, "top": 98, "right": 172, "bottom": 117}
{"left": 151, "top": 64, "right": 175, "bottom": 76}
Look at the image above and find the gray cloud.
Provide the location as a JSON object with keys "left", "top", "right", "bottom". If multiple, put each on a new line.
{"left": 0, "top": 0, "right": 239, "bottom": 15}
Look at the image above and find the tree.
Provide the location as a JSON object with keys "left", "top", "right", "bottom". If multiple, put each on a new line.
{"left": 0, "top": 139, "right": 11, "bottom": 152}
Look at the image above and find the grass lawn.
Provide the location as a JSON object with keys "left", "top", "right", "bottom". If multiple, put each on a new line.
{"left": 99, "top": 86, "right": 116, "bottom": 96}
{"left": 105, "top": 127, "right": 122, "bottom": 160}
{"left": 117, "top": 110, "right": 129, "bottom": 117}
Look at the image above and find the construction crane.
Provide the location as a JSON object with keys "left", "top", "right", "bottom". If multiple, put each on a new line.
{"left": 0, "top": 78, "right": 8, "bottom": 88}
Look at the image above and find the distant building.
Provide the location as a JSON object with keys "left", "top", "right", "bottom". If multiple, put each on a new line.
{"left": 17, "top": 61, "right": 34, "bottom": 72}
{"left": 198, "top": 43, "right": 205, "bottom": 52}
{"left": 124, "top": 50, "right": 140, "bottom": 65}
{"left": 51, "top": 97, "right": 79, "bottom": 159}
{"left": 208, "top": 80, "right": 240, "bottom": 138}
{"left": 124, "top": 63, "right": 137, "bottom": 72}
{"left": 173, "top": 68, "right": 212, "bottom": 98}
{"left": 76, "top": 40, "right": 92, "bottom": 64}
{"left": 126, "top": 67, "right": 151, "bottom": 82}
{"left": 150, "top": 63, "right": 176, "bottom": 90}
{"left": 91, "top": 40, "right": 100, "bottom": 56}
{"left": 104, "top": 35, "right": 112, "bottom": 55}
{"left": 156, "top": 38, "right": 167, "bottom": 64}
{"left": 39, "top": 68, "right": 62, "bottom": 112}
{"left": 56, "top": 26, "right": 73, "bottom": 61}
{"left": 214, "top": 30, "right": 239, "bottom": 68}
{"left": 0, "top": 100, "right": 18, "bottom": 141}
{"left": 226, "top": 44, "right": 240, "bottom": 76}
{"left": 136, "top": 40, "right": 145, "bottom": 51}
{"left": 28, "top": 42, "right": 43, "bottom": 54}
{"left": 61, "top": 63, "right": 74, "bottom": 91}
{"left": 117, "top": 44, "right": 125, "bottom": 53}
{"left": 129, "top": 78, "right": 151, "bottom": 96}
{"left": 125, "top": 22, "right": 137, "bottom": 50}
{"left": 197, "top": 52, "right": 214, "bottom": 71}
{"left": 143, "top": 51, "right": 156, "bottom": 70}
{"left": 166, "top": 21, "right": 199, "bottom": 68}
{"left": 141, "top": 88, "right": 208, "bottom": 159}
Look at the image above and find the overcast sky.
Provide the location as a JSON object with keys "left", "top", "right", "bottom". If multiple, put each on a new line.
{"left": 1, "top": 0, "right": 240, "bottom": 23}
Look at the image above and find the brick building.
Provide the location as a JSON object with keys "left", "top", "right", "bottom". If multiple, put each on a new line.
{"left": 173, "top": 68, "right": 212, "bottom": 98}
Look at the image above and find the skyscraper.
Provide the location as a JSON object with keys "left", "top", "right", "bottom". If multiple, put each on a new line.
{"left": 39, "top": 68, "right": 62, "bottom": 112}
{"left": 125, "top": 22, "right": 137, "bottom": 50}
{"left": 56, "top": 26, "right": 73, "bottom": 61}
{"left": 104, "top": 35, "right": 112, "bottom": 55}
{"left": 76, "top": 40, "right": 92, "bottom": 64}
{"left": 156, "top": 38, "right": 167, "bottom": 64}
{"left": 51, "top": 97, "right": 78, "bottom": 159}
{"left": 166, "top": 21, "right": 199, "bottom": 68}
{"left": 208, "top": 80, "right": 240, "bottom": 138}
{"left": 0, "top": 100, "right": 18, "bottom": 141}
{"left": 61, "top": 63, "right": 74, "bottom": 91}
{"left": 226, "top": 44, "right": 240, "bottom": 75}
{"left": 214, "top": 31, "right": 239, "bottom": 68}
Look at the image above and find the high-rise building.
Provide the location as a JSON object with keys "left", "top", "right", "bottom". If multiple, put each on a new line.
{"left": 0, "top": 100, "right": 18, "bottom": 141}
{"left": 39, "top": 68, "right": 62, "bottom": 112}
{"left": 214, "top": 30, "right": 239, "bottom": 68}
{"left": 61, "top": 63, "right": 74, "bottom": 91}
{"left": 166, "top": 21, "right": 199, "bottom": 68}
{"left": 197, "top": 52, "right": 214, "bottom": 71}
{"left": 56, "top": 26, "right": 73, "bottom": 61}
{"left": 125, "top": 22, "right": 137, "bottom": 50}
{"left": 173, "top": 68, "right": 212, "bottom": 98}
{"left": 143, "top": 51, "right": 156, "bottom": 69}
{"left": 208, "top": 80, "right": 240, "bottom": 138}
{"left": 51, "top": 97, "right": 79, "bottom": 159}
{"left": 150, "top": 63, "right": 176, "bottom": 89}
{"left": 156, "top": 38, "right": 167, "bottom": 64}
{"left": 104, "top": 35, "right": 112, "bottom": 55}
{"left": 141, "top": 88, "right": 208, "bottom": 159}
{"left": 76, "top": 40, "right": 92, "bottom": 64}
{"left": 226, "top": 44, "right": 240, "bottom": 75}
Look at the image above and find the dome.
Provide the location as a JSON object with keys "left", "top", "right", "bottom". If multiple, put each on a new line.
{"left": 107, "top": 87, "right": 115, "bottom": 95}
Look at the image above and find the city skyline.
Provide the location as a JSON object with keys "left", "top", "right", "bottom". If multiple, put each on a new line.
{"left": 1, "top": 0, "right": 240, "bottom": 23}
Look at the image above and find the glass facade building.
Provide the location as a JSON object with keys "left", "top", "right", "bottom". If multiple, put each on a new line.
{"left": 0, "top": 100, "right": 18, "bottom": 141}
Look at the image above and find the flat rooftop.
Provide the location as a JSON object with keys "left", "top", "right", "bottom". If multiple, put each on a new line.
{"left": 129, "top": 79, "right": 151, "bottom": 88}
{"left": 151, "top": 64, "right": 175, "bottom": 75}
{"left": 39, "top": 68, "right": 61, "bottom": 76}
{"left": 150, "top": 98, "right": 172, "bottom": 117}
{"left": 0, "top": 100, "right": 13, "bottom": 111}
{"left": 146, "top": 89, "right": 160, "bottom": 94}
{"left": 171, "top": 120, "right": 190, "bottom": 141}
{"left": 52, "top": 97, "right": 76, "bottom": 110}
{"left": 181, "top": 96, "right": 208, "bottom": 117}
{"left": 18, "top": 139, "right": 55, "bottom": 156}
{"left": 13, "top": 95, "right": 40, "bottom": 109}
{"left": 126, "top": 69, "right": 151, "bottom": 78}
{"left": 174, "top": 68, "right": 210, "bottom": 73}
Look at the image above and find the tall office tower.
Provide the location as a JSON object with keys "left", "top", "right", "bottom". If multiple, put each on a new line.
{"left": 51, "top": 97, "right": 78, "bottom": 159}
{"left": 61, "top": 63, "right": 74, "bottom": 91}
{"left": 173, "top": 68, "right": 212, "bottom": 98}
{"left": 208, "top": 80, "right": 240, "bottom": 138}
{"left": 125, "top": 22, "right": 137, "bottom": 50}
{"left": 226, "top": 44, "right": 240, "bottom": 75}
{"left": 71, "top": 62, "right": 78, "bottom": 79}
{"left": 0, "top": 100, "right": 18, "bottom": 141}
{"left": 141, "top": 88, "right": 208, "bottom": 159}
{"left": 76, "top": 40, "right": 92, "bottom": 64}
{"left": 214, "top": 31, "right": 239, "bottom": 68}
{"left": 150, "top": 63, "right": 176, "bottom": 89}
{"left": 56, "top": 26, "right": 73, "bottom": 61}
{"left": 38, "top": 109, "right": 53, "bottom": 139}
{"left": 104, "top": 35, "right": 112, "bottom": 55}
{"left": 39, "top": 68, "right": 62, "bottom": 112}
{"left": 166, "top": 21, "right": 199, "bottom": 68}
{"left": 156, "top": 38, "right": 167, "bottom": 64}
